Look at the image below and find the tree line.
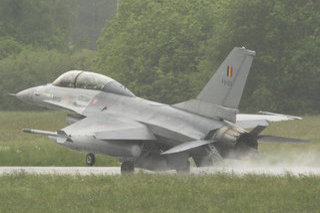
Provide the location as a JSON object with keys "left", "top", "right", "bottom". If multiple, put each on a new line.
{"left": 0, "top": 0, "right": 115, "bottom": 110}
{"left": 1, "top": 0, "right": 319, "bottom": 114}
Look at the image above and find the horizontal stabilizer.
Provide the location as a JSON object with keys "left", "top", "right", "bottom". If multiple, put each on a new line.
{"left": 161, "top": 140, "right": 216, "bottom": 155}
{"left": 258, "top": 111, "right": 302, "bottom": 120}
{"left": 258, "top": 135, "right": 309, "bottom": 143}
{"left": 236, "top": 111, "right": 303, "bottom": 129}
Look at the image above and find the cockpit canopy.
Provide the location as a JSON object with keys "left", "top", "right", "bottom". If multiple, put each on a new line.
{"left": 52, "top": 70, "right": 134, "bottom": 97}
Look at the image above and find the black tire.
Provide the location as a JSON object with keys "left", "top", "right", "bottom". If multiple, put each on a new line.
{"left": 86, "top": 153, "right": 95, "bottom": 166}
{"left": 121, "top": 161, "right": 135, "bottom": 174}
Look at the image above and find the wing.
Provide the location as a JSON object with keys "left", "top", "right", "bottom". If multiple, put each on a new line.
{"left": 61, "top": 114, "right": 156, "bottom": 141}
{"left": 236, "top": 111, "right": 302, "bottom": 129}
{"left": 23, "top": 114, "right": 156, "bottom": 141}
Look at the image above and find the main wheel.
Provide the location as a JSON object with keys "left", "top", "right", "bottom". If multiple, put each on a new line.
{"left": 121, "top": 161, "right": 135, "bottom": 174}
{"left": 86, "top": 153, "right": 95, "bottom": 166}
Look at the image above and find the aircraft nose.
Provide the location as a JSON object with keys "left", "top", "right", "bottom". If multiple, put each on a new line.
{"left": 16, "top": 88, "right": 35, "bottom": 103}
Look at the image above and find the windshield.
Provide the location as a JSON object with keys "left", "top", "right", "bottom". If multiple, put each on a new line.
{"left": 52, "top": 70, "right": 82, "bottom": 88}
{"left": 52, "top": 70, "right": 134, "bottom": 97}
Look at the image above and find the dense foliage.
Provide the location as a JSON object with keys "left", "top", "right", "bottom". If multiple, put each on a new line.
{"left": 0, "top": 0, "right": 319, "bottom": 114}
{"left": 0, "top": 0, "right": 115, "bottom": 50}
{"left": 95, "top": 0, "right": 320, "bottom": 114}
{"left": 96, "top": 0, "right": 213, "bottom": 103}
{"left": 0, "top": 0, "right": 115, "bottom": 110}
{"left": 0, "top": 0, "right": 75, "bottom": 50}
{"left": 71, "top": 0, "right": 117, "bottom": 50}
{"left": 213, "top": 0, "right": 320, "bottom": 113}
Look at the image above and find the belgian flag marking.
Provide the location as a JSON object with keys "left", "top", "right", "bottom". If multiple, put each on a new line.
{"left": 227, "top": 66, "right": 233, "bottom": 77}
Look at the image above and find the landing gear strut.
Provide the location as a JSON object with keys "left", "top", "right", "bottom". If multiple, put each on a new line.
{"left": 86, "top": 153, "right": 95, "bottom": 166}
{"left": 121, "top": 161, "right": 135, "bottom": 174}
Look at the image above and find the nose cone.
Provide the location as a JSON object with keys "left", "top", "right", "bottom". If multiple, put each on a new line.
{"left": 16, "top": 88, "right": 34, "bottom": 103}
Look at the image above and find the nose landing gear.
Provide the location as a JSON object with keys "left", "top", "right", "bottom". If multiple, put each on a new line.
{"left": 86, "top": 153, "right": 96, "bottom": 166}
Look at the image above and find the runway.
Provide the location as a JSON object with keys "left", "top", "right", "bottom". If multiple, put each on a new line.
{"left": 1, "top": 166, "right": 320, "bottom": 176}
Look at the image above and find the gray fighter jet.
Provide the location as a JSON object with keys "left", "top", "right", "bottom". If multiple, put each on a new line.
{"left": 14, "top": 47, "right": 307, "bottom": 173}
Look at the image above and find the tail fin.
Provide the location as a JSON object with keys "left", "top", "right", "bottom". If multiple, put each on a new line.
{"left": 174, "top": 47, "right": 255, "bottom": 122}
{"left": 198, "top": 47, "right": 255, "bottom": 108}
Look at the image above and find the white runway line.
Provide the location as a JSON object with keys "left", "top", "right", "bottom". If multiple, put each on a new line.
{"left": 1, "top": 166, "right": 320, "bottom": 176}
{"left": 0, "top": 167, "right": 121, "bottom": 176}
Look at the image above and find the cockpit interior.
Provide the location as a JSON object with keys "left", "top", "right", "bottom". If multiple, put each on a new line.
{"left": 52, "top": 70, "right": 134, "bottom": 97}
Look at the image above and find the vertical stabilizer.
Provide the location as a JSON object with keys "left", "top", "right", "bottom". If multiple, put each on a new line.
{"left": 197, "top": 47, "right": 256, "bottom": 108}
{"left": 173, "top": 47, "right": 256, "bottom": 122}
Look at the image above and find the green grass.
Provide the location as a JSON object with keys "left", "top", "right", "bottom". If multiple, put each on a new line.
{"left": 0, "top": 111, "right": 119, "bottom": 166}
{"left": 0, "top": 173, "right": 320, "bottom": 213}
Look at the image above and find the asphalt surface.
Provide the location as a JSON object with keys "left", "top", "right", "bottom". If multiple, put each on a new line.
{"left": 1, "top": 166, "right": 320, "bottom": 176}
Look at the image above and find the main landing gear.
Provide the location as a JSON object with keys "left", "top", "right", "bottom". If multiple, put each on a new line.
{"left": 121, "top": 161, "right": 135, "bottom": 174}
{"left": 86, "top": 153, "right": 96, "bottom": 166}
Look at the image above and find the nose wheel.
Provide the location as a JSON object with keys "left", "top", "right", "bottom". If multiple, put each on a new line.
{"left": 121, "top": 161, "right": 135, "bottom": 174}
{"left": 86, "top": 153, "right": 96, "bottom": 166}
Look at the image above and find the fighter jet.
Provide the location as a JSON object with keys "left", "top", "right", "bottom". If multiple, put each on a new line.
{"left": 14, "top": 47, "right": 308, "bottom": 173}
